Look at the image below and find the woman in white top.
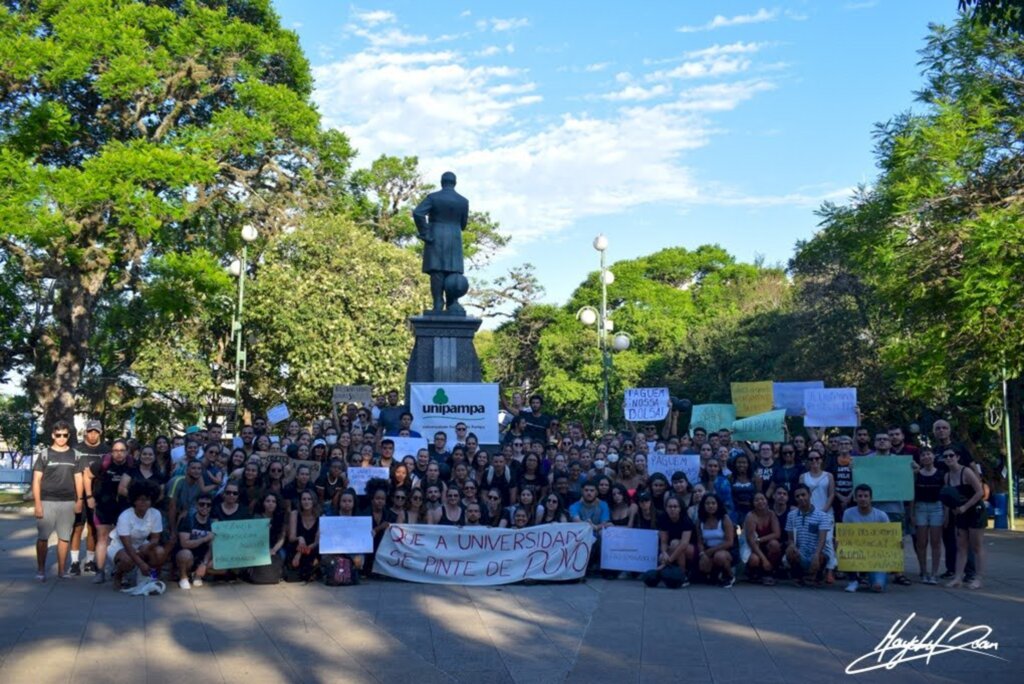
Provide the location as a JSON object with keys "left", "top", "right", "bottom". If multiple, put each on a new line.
{"left": 799, "top": 449, "right": 837, "bottom": 581}
{"left": 108, "top": 481, "right": 166, "bottom": 589}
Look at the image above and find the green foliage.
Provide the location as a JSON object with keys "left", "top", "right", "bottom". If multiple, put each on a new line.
{"left": 244, "top": 215, "right": 429, "bottom": 420}
{"left": 0, "top": 0, "right": 346, "bottom": 430}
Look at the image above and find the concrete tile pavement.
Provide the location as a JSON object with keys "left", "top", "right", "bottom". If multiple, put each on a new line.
{"left": 1, "top": 510, "right": 1022, "bottom": 683}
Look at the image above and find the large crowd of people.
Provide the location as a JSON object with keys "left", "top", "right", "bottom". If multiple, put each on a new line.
{"left": 30, "top": 391, "right": 990, "bottom": 593}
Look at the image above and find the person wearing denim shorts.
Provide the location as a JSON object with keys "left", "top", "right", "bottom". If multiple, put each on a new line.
{"left": 912, "top": 447, "right": 944, "bottom": 584}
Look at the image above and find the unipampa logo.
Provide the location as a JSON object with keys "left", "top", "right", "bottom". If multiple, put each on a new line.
{"left": 423, "top": 387, "right": 485, "bottom": 415}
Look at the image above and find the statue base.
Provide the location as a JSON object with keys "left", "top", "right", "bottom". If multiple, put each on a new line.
{"left": 405, "top": 314, "right": 483, "bottom": 394}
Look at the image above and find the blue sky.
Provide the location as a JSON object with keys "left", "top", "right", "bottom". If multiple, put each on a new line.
{"left": 273, "top": 1, "right": 959, "bottom": 312}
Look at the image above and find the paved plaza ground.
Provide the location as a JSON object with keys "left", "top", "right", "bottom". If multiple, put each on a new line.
{"left": 0, "top": 510, "right": 1021, "bottom": 684}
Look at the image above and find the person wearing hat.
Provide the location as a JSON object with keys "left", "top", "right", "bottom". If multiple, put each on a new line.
{"left": 70, "top": 419, "right": 110, "bottom": 575}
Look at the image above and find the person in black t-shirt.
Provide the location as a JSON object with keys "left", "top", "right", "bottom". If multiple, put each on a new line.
{"left": 176, "top": 492, "right": 214, "bottom": 590}
{"left": 32, "top": 421, "right": 82, "bottom": 581}
{"left": 657, "top": 495, "right": 695, "bottom": 576}
{"left": 522, "top": 394, "right": 554, "bottom": 444}
{"left": 85, "top": 439, "right": 134, "bottom": 583}
{"left": 70, "top": 419, "right": 109, "bottom": 575}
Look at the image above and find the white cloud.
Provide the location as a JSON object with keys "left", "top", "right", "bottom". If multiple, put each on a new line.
{"left": 344, "top": 23, "right": 432, "bottom": 48}
{"left": 490, "top": 17, "right": 529, "bottom": 32}
{"left": 460, "top": 10, "right": 472, "bottom": 18}
{"left": 475, "top": 45, "right": 502, "bottom": 57}
{"left": 600, "top": 84, "right": 671, "bottom": 101}
{"left": 314, "top": 14, "right": 783, "bottom": 252}
{"left": 678, "top": 8, "right": 779, "bottom": 33}
{"left": 291, "top": 21, "right": 303, "bottom": 29}
{"left": 647, "top": 56, "right": 751, "bottom": 81}
{"left": 684, "top": 41, "right": 767, "bottom": 59}
{"left": 352, "top": 9, "right": 396, "bottom": 26}
{"left": 584, "top": 61, "right": 612, "bottom": 72}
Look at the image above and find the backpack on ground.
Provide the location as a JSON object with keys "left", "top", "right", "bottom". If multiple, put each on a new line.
{"left": 248, "top": 555, "right": 284, "bottom": 584}
{"left": 321, "top": 555, "right": 359, "bottom": 586}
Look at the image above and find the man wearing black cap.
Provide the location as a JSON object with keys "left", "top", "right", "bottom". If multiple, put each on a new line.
{"left": 70, "top": 419, "right": 110, "bottom": 575}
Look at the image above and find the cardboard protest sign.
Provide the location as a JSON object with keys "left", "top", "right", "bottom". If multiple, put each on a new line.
{"left": 803, "top": 388, "right": 858, "bottom": 427}
{"left": 212, "top": 518, "right": 270, "bottom": 569}
{"left": 647, "top": 453, "right": 701, "bottom": 484}
{"left": 730, "top": 409, "right": 787, "bottom": 443}
{"left": 600, "top": 527, "right": 658, "bottom": 572}
{"left": 410, "top": 383, "right": 500, "bottom": 445}
{"left": 347, "top": 466, "right": 390, "bottom": 495}
{"left": 772, "top": 381, "right": 825, "bottom": 416}
{"left": 388, "top": 436, "right": 429, "bottom": 460}
{"left": 375, "top": 523, "right": 595, "bottom": 585}
{"left": 623, "top": 388, "right": 669, "bottom": 422}
{"left": 851, "top": 456, "right": 914, "bottom": 501}
{"left": 266, "top": 403, "right": 290, "bottom": 425}
{"left": 332, "top": 385, "right": 373, "bottom": 405}
{"left": 320, "top": 516, "right": 374, "bottom": 554}
{"left": 730, "top": 381, "right": 774, "bottom": 417}
{"left": 288, "top": 459, "right": 321, "bottom": 485}
{"left": 835, "top": 523, "right": 904, "bottom": 572}
{"left": 690, "top": 404, "right": 737, "bottom": 434}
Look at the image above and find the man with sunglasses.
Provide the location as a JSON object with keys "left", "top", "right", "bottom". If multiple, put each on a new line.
{"left": 32, "top": 420, "right": 82, "bottom": 581}
{"left": 176, "top": 492, "right": 214, "bottom": 590}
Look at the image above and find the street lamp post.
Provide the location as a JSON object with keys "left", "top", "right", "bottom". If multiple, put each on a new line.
{"left": 230, "top": 224, "right": 259, "bottom": 425}
{"left": 578, "top": 234, "right": 630, "bottom": 433}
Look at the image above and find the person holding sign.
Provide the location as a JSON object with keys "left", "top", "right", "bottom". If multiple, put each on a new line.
{"left": 840, "top": 484, "right": 892, "bottom": 593}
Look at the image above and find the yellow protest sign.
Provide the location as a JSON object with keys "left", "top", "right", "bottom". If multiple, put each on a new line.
{"left": 835, "top": 523, "right": 904, "bottom": 572}
{"left": 730, "top": 381, "right": 774, "bottom": 417}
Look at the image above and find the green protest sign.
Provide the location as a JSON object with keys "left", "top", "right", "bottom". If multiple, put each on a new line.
{"left": 212, "top": 518, "right": 270, "bottom": 570}
{"left": 730, "top": 409, "right": 787, "bottom": 442}
{"left": 690, "top": 404, "right": 736, "bottom": 434}
{"left": 851, "top": 456, "right": 914, "bottom": 501}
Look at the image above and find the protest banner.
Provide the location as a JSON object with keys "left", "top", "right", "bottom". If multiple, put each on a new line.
{"left": 803, "top": 388, "right": 858, "bottom": 427}
{"left": 388, "top": 436, "right": 429, "bottom": 460}
{"left": 332, "top": 385, "right": 373, "bottom": 405}
{"left": 320, "top": 516, "right": 374, "bottom": 554}
{"left": 600, "top": 527, "right": 658, "bottom": 572}
{"left": 623, "top": 387, "right": 669, "bottom": 422}
{"left": 851, "top": 456, "right": 914, "bottom": 501}
{"left": 347, "top": 466, "right": 390, "bottom": 495}
{"left": 730, "top": 381, "right": 774, "bottom": 417}
{"left": 772, "top": 380, "right": 825, "bottom": 416}
{"left": 410, "top": 383, "right": 500, "bottom": 445}
{"left": 835, "top": 523, "right": 905, "bottom": 572}
{"left": 266, "top": 402, "right": 290, "bottom": 425}
{"left": 375, "top": 523, "right": 595, "bottom": 585}
{"left": 647, "top": 453, "right": 701, "bottom": 484}
{"left": 212, "top": 518, "right": 270, "bottom": 570}
{"left": 689, "top": 404, "right": 736, "bottom": 435}
{"left": 730, "top": 409, "right": 787, "bottom": 443}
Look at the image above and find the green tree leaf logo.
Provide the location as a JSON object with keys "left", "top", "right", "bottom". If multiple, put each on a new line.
{"left": 433, "top": 389, "right": 449, "bottom": 404}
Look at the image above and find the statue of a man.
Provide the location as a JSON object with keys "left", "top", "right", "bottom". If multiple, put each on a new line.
{"left": 412, "top": 171, "right": 470, "bottom": 315}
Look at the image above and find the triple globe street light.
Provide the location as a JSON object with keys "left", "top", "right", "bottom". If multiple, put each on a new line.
{"left": 577, "top": 234, "right": 630, "bottom": 434}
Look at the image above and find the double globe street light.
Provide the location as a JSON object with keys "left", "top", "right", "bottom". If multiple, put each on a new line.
{"left": 577, "top": 234, "right": 630, "bottom": 434}
{"left": 228, "top": 224, "right": 259, "bottom": 424}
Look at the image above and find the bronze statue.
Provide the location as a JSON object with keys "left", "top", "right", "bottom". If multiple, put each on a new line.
{"left": 412, "top": 171, "right": 470, "bottom": 315}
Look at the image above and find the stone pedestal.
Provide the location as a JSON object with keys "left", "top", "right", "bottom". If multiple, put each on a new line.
{"left": 405, "top": 314, "right": 483, "bottom": 395}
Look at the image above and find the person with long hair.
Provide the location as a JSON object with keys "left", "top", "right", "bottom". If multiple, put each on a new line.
{"left": 258, "top": 492, "right": 287, "bottom": 560}
{"left": 540, "top": 492, "right": 569, "bottom": 523}
{"left": 943, "top": 449, "right": 986, "bottom": 589}
{"left": 743, "top": 492, "right": 782, "bottom": 585}
{"left": 484, "top": 487, "right": 503, "bottom": 527}
{"left": 517, "top": 452, "right": 546, "bottom": 499}
{"left": 365, "top": 482, "right": 390, "bottom": 575}
{"left": 406, "top": 489, "right": 427, "bottom": 524}
{"left": 153, "top": 435, "right": 172, "bottom": 478}
{"left": 632, "top": 490, "right": 658, "bottom": 530}
{"left": 287, "top": 490, "right": 320, "bottom": 580}
{"left": 657, "top": 495, "right": 694, "bottom": 583}
{"left": 387, "top": 489, "right": 410, "bottom": 525}
{"left": 729, "top": 454, "right": 756, "bottom": 526}
{"left": 695, "top": 493, "right": 737, "bottom": 587}
{"left": 433, "top": 486, "right": 467, "bottom": 525}
{"left": 912, "top": 447, "right": 944, "bottom": 584}
{"left": 609, "top": 484, "right": 636, "bottom": 527}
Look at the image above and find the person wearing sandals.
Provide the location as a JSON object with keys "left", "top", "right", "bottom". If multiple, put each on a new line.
{"left": 841, "top": 484, "right": 892, "bottom": 593}
{"left": 743, "top": 492, "right": 782, "bottom": 585}
{"left": 912, "top": 447, "right": 945, "bottom": 585}
{"left": 694, "top": 494, "right": 737, "bottom": 587}
{"left": 943, "top": 449, "right": 986, "bottom": 589}
{"left": 785, "top": 484, "right": 832, "bottom": 587}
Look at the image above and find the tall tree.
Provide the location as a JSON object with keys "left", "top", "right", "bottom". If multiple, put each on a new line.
{"left": 0, "top": 0, "right": 347, "bottom": 431}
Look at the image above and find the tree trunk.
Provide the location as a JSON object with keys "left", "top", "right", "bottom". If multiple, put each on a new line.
{"left": 32, "top": 270, "right": 105, "bottom": 440}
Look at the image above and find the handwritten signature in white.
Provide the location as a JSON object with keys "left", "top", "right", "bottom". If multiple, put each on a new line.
{"left": 846, "top": 612, "right": 1006, "bottom": 674}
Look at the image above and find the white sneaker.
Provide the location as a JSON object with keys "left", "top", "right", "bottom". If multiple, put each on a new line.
{"left": 178, "top": 578, "right": 191, "bottom": 590}
{"left": 192, "top": 577, "right": 203, "bottom": 588}
{"left": 845, "top": 581, "right": 859, "bottom": 593}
